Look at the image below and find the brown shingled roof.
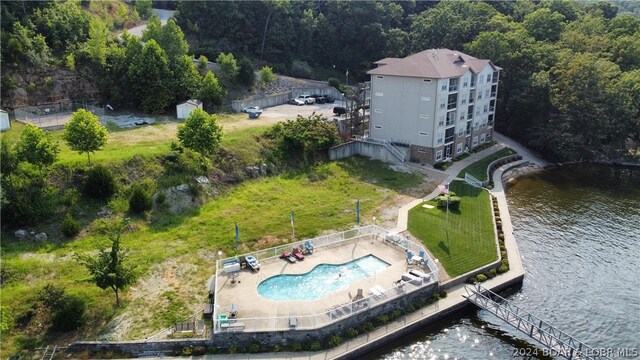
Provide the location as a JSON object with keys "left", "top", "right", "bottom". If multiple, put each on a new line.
{"left": 368, "top": 49, "right": 501, "bottom": 78}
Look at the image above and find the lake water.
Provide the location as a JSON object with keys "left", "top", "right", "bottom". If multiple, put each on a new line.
{"left": 376, "top": 164, "right": 640, "bottom": 359}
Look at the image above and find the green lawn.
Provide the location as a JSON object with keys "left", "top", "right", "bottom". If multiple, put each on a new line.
{"left": 0, "top": 157, "right": 423, "bottom": 351}
{"left": 408, "top": 181, "right": 497, "bottom": 277}
{"left": 1, "top": 118, "right": 269, "bottom": 166}
{"left": 457, "top": 148, "right": 516, "bottom": 181}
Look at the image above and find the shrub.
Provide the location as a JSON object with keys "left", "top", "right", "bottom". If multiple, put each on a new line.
{"left": 328, "top": 77, "right": 341, "bottom": 90}
{"left": 309, "top": 341, "right": 322, "bottom": 351}
{"left": 51, "top": 296, "right": 86, "bottom": 331}
{"left": 247, "top": 343, "right": 260, "bottom": 353}
{"left": 498, "top": 233, "right": 505, "bottom": 241}
{"left": 375, "top": 314, "right": 390, "bottom": 326}
{"left": 84, "top": 165, "right": 117, "bottom": 199}
{"left": 498, "top": 264, "right": 510, "bottom": 273}
{"left": 439, "top": 290, "right": 448, "bottom": 298}
{"left": 180, "top": 346, "right": 193, "bottom": 356}
{"left": 129, "top": 185, "right": 152, "bottom": 213}
{"left": 38, "top": 284, "right": 67, "bottom": 309}
{"left": 476, "top": 274, "right": 488, "bottom": 282}
{"left": 273, "top": 344, "right": 281, "bottom": 352}
{"left": 433, "top": 293, "right": 441, "bottom": 300}
{"left": 206, "top": 345, "right": 217, "bottom": 354}
{"left": 486, "top": 268, "right": 497, "bottom": 279}
{"left": 344, "top": 328, "right": 359, "bottom": 338}
{"left": 61, "top": 213, "right": 81, "bottom": 237}
{"left": 363, "top": 321, "right": 374, "bottom": 332}
{"left": 406, "top": 304, "right": 416, "bottom": 313}
{"left": 290, "top": 342, "right": 302, "bottom": 351}
{"left": 466, "top": 276, "right": 476, "bottom": 284}
{"left": 390, "top": 309, "right": 402, "bottom": 320}
{"left": 327, "top": 335, "right": 343, "bottom": 347}
{"left": 501, "top": 250, "right": 507, "bottom": 259}
{"left": 290, "top": 60, "right": 312, "bottom": 78}
{"left": 227, "top": 345, "right": 237, "bottom": 354}
{"left": 155, "top": 191, "right": 166, "bottom": 205}
{"left": 436, "top": 195, "right": 461, "bottom": 210}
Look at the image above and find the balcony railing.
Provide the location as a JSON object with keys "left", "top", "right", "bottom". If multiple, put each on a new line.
{"left": 492, "top": 78, "right": 498, "bottom": 84}
{"left": 445, "top": 120, "right": 455, "bottom": 127}
{"left": 489, "top": 106, "right": 495, "bottom": 112}
{"left": 467, "top": 114, "right": 473, "bottom": 120}
{"left": 447, "top": 103, "right": 456, "bottom": 110}
{"left": 491, "top": 92, "right": 496, "bottom": 98}
{"left": 448, "top": 85, "right": 458, "bottom": 92}
{"left": 445, "top": 135, "right": 455, "bottom": 144}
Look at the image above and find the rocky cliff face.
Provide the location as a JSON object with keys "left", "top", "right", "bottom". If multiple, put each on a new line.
{"left": 1, "top": 66, "right": 100, "bottom": 110}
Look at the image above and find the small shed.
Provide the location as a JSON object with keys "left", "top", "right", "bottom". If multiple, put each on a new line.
{"left": 176, "top": 99, "right": 202, "bottom": 119}
{"left": 0, "top": 109, "right": 10, "bottom": 132}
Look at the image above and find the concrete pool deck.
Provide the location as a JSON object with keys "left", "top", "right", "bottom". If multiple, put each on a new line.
{"left": 215, "top": 234, "right": 435, "bottom": 332}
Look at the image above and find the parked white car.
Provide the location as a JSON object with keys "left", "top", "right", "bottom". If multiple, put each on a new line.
{"left": 296, "top": 95, "right": 315, "bottom": 104}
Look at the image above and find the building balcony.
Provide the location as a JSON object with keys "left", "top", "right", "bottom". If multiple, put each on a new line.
{"left": 491, "top": 92, "right": 496, "bottom": 98}
{"left": 445, "top": 135, "right": 455, "bottom": 144}
{"left": 445, "top": 120, "right": 455, "bottom": 127}
{"left": 447, "top": 103, "right": 457, "bottom": 110}
{"left": 448, "top": 85, "right": 458, "bottom": 92}
{"left": 489, "top": 106, "right": 495, "bottom": 112}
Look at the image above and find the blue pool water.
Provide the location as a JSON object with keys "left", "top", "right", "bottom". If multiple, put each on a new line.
{"left": 257, "top": 255, "right": 390, "bottom": 301}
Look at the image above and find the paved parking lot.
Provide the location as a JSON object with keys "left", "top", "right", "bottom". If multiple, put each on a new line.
{"left": 260, "top": 101, "right": 346, "bottom": 121}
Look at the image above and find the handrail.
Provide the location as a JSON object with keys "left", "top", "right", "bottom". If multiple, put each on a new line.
{"left": 352, "top": 136, "right": 405, "bottom": 162}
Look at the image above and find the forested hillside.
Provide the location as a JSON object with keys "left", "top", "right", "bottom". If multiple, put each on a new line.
{"left": 176, "top": 0, "right": 639, "bottom": 161}
{"left": 1, "top": 0, "right": 638, "bottom": 160}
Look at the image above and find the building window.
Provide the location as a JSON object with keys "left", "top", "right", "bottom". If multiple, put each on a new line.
{"left": 486, "top": 132, "right": 492, "bottom": 141}
{"left": 436, "top": 150, "right": 443, "bottom": 161}
{"left": 446, "top": 111, "right": 456, "bottom": 126}
{"left": 483, "top": 105, "right": 488, "bottom": 114}
{"left": 447, "top": 93, "right": 458, "bottom": 110}
{"left": 448, "top": 78, "right": 459, "bottom": 92}
{"left": 469, "top": 90, "right": 475, "bottom": 103}
{"left": 441, "top": 83, "right": 447, "bottom": 91}
{"left": 472, "top": 136, "right": 478, "bottom": 146}
{"left": 456, "top": 143, "right": 463, "bottom": 154}
{"left": 471, "top": 75, "right": 476, "bottom": 87}
{"left": 418, "top": 147, "right": 427, "bottom": 153}
{"left": 475, "top": 122, "right": 480, "bottom": 130}
{"left": 437, "top": 135, "right": 443, "bottom": 144}
{"left": 459, "top": 113, "right": 465, "bottom": 121}
{"left": 419, "top": 131, "right": 428, "bottom": 136}
{"left": 420, "top": 114, "right": 429, "bottom": 119}
{"left": 375, "top": 109, "right": 383, "bottom": 113}
{"left": 478, "top": 92, "right": 483, "bottom": 100}
{"left": 480, "top": 134, "right": 486, "bottom": 143}
{"left": 423, "top": 79, "right": 432, "bottom": 83}
{"left": 485, "top": 89, "right": 490, "bottom": 98}
{"left": 461, "top": 98, "right": 466, "bottom": 105}
{"left": 440, "top": 102, "right": 446, "bottom": 109}
{"left": 492, "top": 71, "right": 499, "bottom": 83}
{"left": 375, "top": 92, "right": 384, "bottom": 97}
{"left": 421, "top": 96, "right": 431, "bottom": 101}
{"left": 374, "top": 125, "right": 382, "bottom": 129}
{"left": 491, "top": 85, "right": 497, "bottom": 97}
{"left": 467, "top": 105, "right": 474, "bottom": 120}
{"left": 487, "top": 74, "right": 492, "bottom": 83}
{"left": 438, "top": 119, "right": 444, "bottom": 127}
{"left": 376, "top": 76, "right": 384, "bottom": 79}
{"left": 463, "top": 80, "right": 468, "bottom": 88}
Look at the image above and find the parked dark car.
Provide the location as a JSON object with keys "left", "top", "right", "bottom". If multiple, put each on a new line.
{"left": 310, "top": 94, "right": 325, "bottom": 104}
{"left": 322, "top": 95, "right": 335, "bottom": 103}
{"left": 333, "top": 106, "right": 347, "bottom": 115}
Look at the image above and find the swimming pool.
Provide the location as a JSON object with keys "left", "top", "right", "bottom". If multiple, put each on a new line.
{"left": 257, "top": 254, "right": 390, "bottom": 301}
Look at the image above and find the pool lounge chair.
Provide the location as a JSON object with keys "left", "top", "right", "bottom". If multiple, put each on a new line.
{"left": 304, "top": 240, "right": 314, "bottom": 254}
{"left": 409, "top": 269, "right": 432, "bottom": 282}
{"left": 401, "top": 272, "right": 421, "bottom": 285}
{"left": 280, "top": 252, "right": 297, "bottom": 263}
{"left": 292, "top": 247, "right": 305, "bottom": 261}
{"left": 418, "top": 250, "right": 428, "bottom": 266}
{"left": 407, "top": 251, "right": 415, "bottom": 264}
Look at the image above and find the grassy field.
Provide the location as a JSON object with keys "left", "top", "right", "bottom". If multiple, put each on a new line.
{"left": 408, "top": 181, "right": 497, "bottom": 277}
{"left": 0, "top": 114, "right": 264, "bottom": 165}
{"left": 457, "top": 148, "right": 516, "bottom": 181}
{"left": 0, "top": 156, "right": 423, "bottom": 354}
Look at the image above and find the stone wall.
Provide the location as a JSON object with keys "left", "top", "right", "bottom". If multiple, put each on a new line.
{"left": 69, "top": 283, "right": 438, "bottom": 356}
{"left": 409, "top": 145, "right": 435, "bottom": 164}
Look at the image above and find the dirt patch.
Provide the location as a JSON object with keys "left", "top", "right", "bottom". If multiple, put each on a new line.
{"left": 99, "top": 251, "right": 214, "bottom": 341}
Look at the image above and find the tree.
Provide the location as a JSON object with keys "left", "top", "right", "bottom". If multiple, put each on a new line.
{"left": 216, "top": 52, "right": 239, "bottom": 80}
{"left": 198, "top": 55, "right": 208, "bottom": 73}
{"left": 172, "top": 55, "right": 201, "bottom": 102}
{"left": 522, "top": 8, "right": 566, "bottom": 42}
{"left": 63, "top": 109, "right": 108, "bottom": 164}
{"left": 128, "top": 39, "right": 173, "bottom": 113}
{"left": 259, "top": 66, "right": 276, "bottom": 90}
{"left": 199, "top": 70, "right": 225, "bottom": 108}
{"left": 177, "top": 108, "right": 223, "bottom": 156}
{"left": 75, "top": 219, "right": 136, "bottom": 307}
{"left": 86, "top": 17, "right": 107, "bottom": 65}
{"left": 0, "top": 140, "right": 18, "bottom": 192}
{"left": 237, "top": 57, "right": 255, "bottom": 87}
{"left": 16, "top": 124, "right": 59, "bottom": 174}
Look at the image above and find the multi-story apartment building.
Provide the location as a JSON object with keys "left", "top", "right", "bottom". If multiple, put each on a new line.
{"left": 367, "top": 49, "right": 501, "bottom": 165}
